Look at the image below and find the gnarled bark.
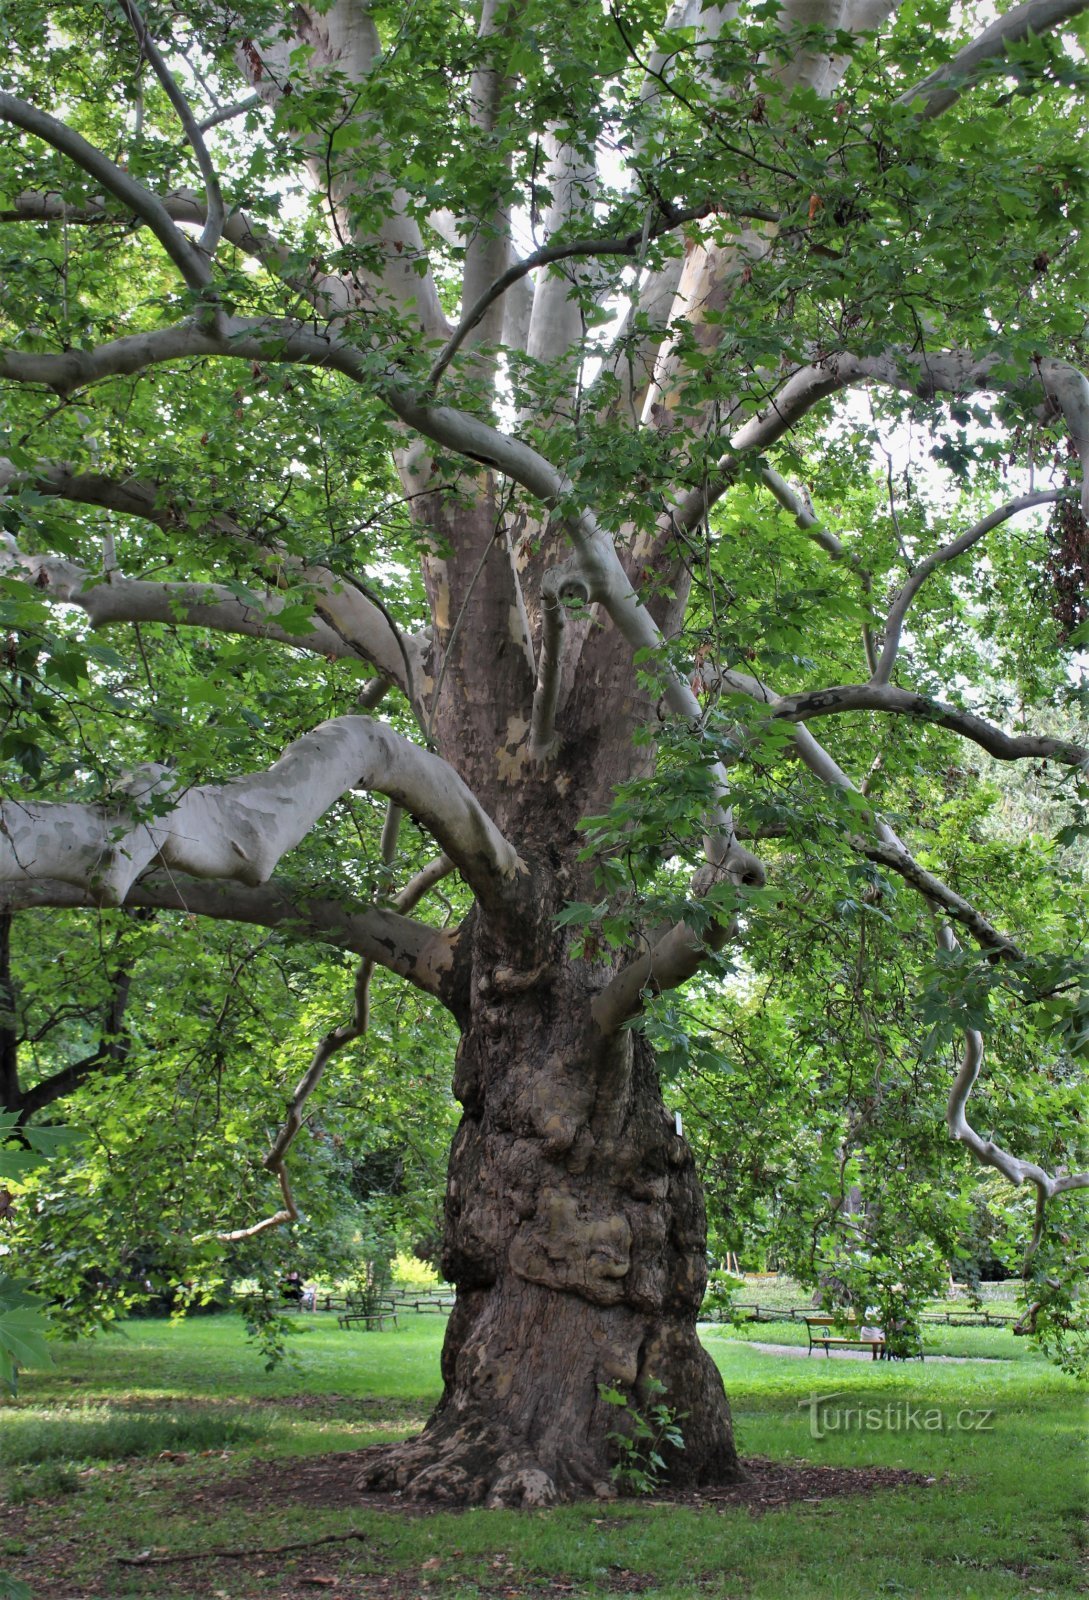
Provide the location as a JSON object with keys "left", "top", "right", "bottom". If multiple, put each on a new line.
{"left": 359, "top": 933, "right": 738, "bottom": 1506}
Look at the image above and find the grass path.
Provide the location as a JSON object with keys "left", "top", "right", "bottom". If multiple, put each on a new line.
{"left": 737, "top": 1338, "right": 1004, "bottom": 1362}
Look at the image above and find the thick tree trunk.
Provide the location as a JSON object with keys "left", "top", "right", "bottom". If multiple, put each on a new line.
{"left": 359, "top": 947, "right": 739, "bottom": 1506}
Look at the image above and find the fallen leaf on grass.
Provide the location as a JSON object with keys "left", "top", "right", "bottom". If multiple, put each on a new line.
{"left": 300, "top": 1578, "right": 336, "bottom": 1588}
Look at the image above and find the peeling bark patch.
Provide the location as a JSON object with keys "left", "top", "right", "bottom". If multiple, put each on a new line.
{"left": 495, "top": 714, "right": 531, "bottom": 783}
{"left": 433, "top": 569, "right": 451, "bottom": 632}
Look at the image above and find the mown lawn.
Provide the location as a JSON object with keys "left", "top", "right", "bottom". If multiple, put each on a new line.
{"left": 0, "top": 1313, "right": 1085, "bottom": 1600}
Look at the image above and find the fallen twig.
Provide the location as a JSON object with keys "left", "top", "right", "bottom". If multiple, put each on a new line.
{"left": 117, "top": 1529, "right": 373, "bottom": 1566}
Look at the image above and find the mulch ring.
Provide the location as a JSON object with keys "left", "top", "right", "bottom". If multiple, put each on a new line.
{"left": 210, "top": 1449, "right": 933, "bottom": 1516}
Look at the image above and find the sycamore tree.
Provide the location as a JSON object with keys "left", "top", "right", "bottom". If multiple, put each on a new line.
{"left": 0, "top": 0, "right": 1088, "bottom": 1504}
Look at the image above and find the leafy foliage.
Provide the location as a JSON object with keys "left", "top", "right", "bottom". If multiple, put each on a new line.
{"left": 599, "top": 1377, "right": 687, "bottom": 1495}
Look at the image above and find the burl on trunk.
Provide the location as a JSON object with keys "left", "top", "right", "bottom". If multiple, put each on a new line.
{"left": 359, "top": 947, "right": 740, "bottom": 1506}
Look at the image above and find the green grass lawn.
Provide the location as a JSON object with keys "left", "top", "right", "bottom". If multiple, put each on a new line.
{"left": 1, "top": 1312, "right": 1085, "bottom": 1600}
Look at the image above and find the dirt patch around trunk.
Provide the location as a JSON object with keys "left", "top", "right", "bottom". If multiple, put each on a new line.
{"left": 2, "top": 1450, "right": 933, "bottom": 1600}
{"left": 210, "top": 1447, "right": 931, "bottom": 1516}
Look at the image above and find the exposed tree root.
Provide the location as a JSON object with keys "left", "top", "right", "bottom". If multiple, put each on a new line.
{"left": 356, "top": 1421, "right": 615, "bottom": 1508}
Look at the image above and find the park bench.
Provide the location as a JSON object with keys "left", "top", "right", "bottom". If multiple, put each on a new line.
{"left": 804, "top": 1314, "right": 923, "bottom": 1360}
{"left": 337, "top": 1304, "right": 398, "bottom": 1331}
{"left": 805, "top": 1314, "right": 883, "bottom": 1359}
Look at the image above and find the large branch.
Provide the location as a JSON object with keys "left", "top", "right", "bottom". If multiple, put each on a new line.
{"left": 456, "top": 0, "right": 520, "bottom": 361}
{"left": 0, "top": 455, "right": 427, "bottom": 699}
{"left": 24, "top": 317, "right": 1054, "bottom": 904}
{"left": 896, "top": 0, "right": 1089, "bottom": 121}
{"left": 668, "top": 350, "right": 1089, "bottom": 541}
{"left": 0, "top": 873, "right": 459, "bottom": 999}
{"left": 237, "top": 8, "right": 449, "bottom": 339}
{"left": 0, "top": 715, "right": 524, "bottom": 917}
{"left": 591, "top": 860, "right": 740, "bottom": 1033}
{"left": 0, "top": 91, "right": 211, "bottom": 292}
{"left": 0, "top": 530, "right": 421, "bottom": 698}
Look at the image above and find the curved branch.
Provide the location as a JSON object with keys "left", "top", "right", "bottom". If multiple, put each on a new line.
{"left": 941, "top": 926, "right": 1089, "bottom": 1264}
{"left": 670, "top": 350, "right": 1089, "bottom": 541}
{"left": 198, "top": 94, "right": 263, "bottom": 133}
{"left": 0, "top": 91, "right": 210, "bottom": 291}
{"left": 18, "top": 959, "right": 136, "bottom": 1121}
{"left": 0, "top": 535, "right": 408, "bottom": 677}
{"left": 852, "top": 838, "right": 1023, "bottom": 957}
{"left": 874, "top": 490, "right": 1064, "bottom": 683}
{"left": 12, "top": 320, "right": 1077, "bottom": 541}
{"left": 787, "top": 715, "right": 998, "bottom": 920}
{"left": 215, "top": 843, "right": 456, "bottom": 1243}
{"left": 9, "top": 319, "right": 1078, "bottom": 878}
{"left": 703, "top": 666, "right": 1033, "bottom": 955}
{"left": 216, "top": 953, "right": 373, "bottom": 1243}
{"left": 0, "top": 715, "right": 524, "bottom": 917}
{"left": 397, "top": 853, "right": 454, "bottom": 911}
{"left": 592, "top": 861, "right": 739, "bottom": 1034}
{"left": 769, "top": 682, "right": 1089, "bottom": 768}
{"left": 429, "top": 196, "right": 779, "bottom": 392}
{"left": 0, "top": 467, "right": 423, "bottom": 698}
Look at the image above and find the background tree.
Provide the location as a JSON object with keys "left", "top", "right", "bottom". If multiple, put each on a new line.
{"left": 0, "top": 0, "right": 1087, "bottom": 1504}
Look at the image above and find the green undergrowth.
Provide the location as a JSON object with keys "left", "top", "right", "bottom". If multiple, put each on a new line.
{"left": 0, "top": 1313, "right": 1084, "bottom": 1600}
